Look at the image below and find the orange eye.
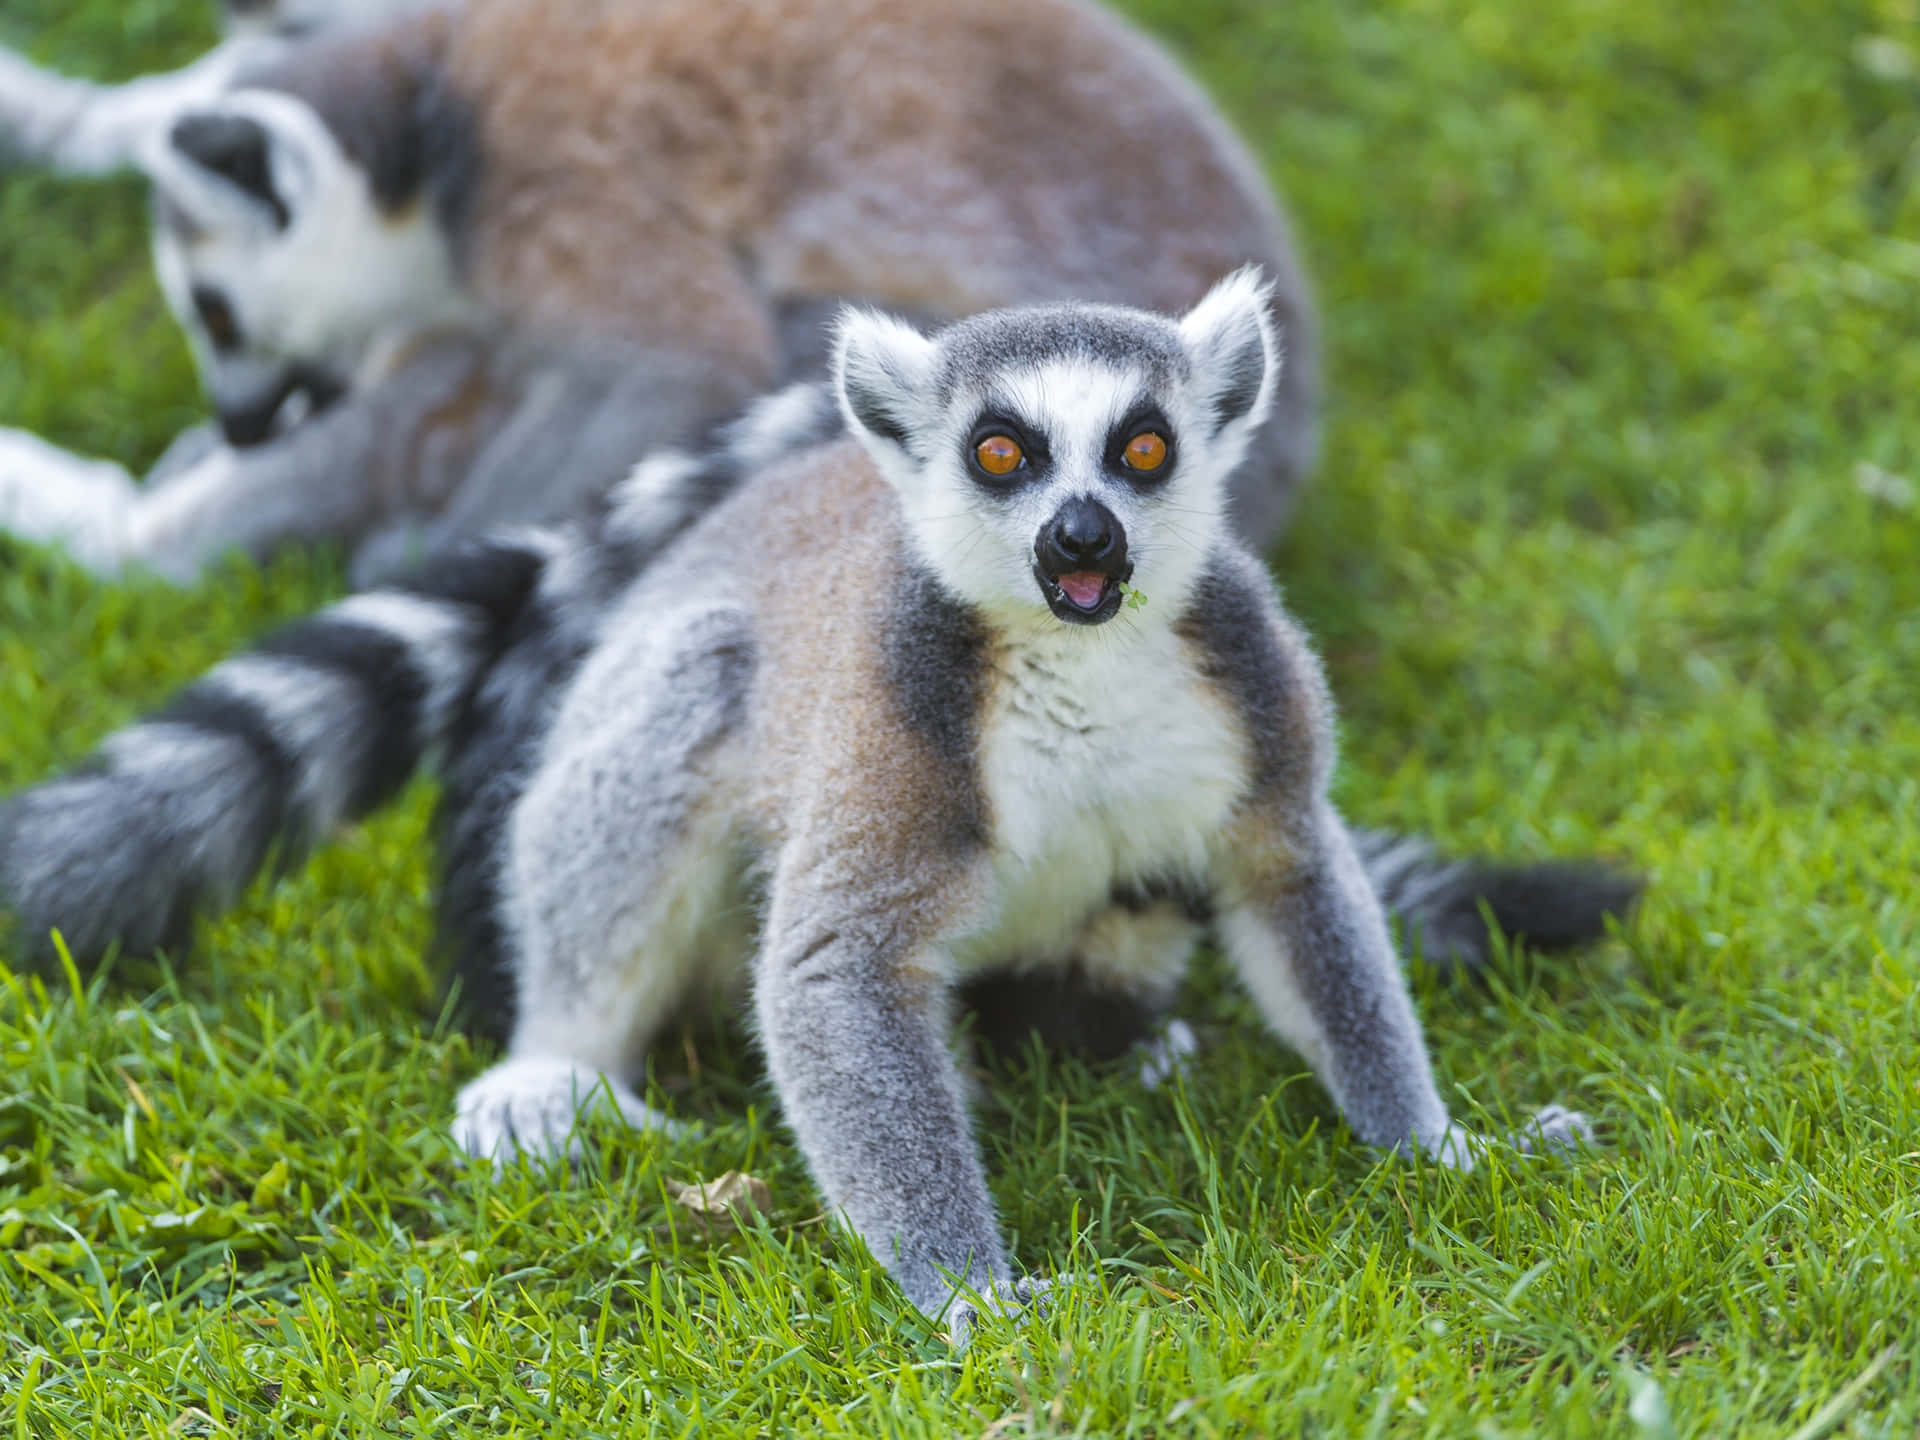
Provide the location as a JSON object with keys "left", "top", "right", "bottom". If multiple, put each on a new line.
{"left": 975, "top": 434, "right": 1025, "bottom": 476}
{"left": 1123, "top": 431, "right": 1169, "bottom": 472}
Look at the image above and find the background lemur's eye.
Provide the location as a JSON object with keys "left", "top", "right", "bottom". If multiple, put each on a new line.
{"left": 191, "top": 285, "right": 242, "bottom": 354}
{"left": 1123, "top": 431, "right": 1169, "bottom": 472}
{"left": 975, "top": 434, "right": 1025, "bottom": 476}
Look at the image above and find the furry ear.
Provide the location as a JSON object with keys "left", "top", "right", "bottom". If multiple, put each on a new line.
{"left": 169, "top": 111, "right": 289, "bottom": 228}
{"left": 1179, "top": 266, "right": 1277, "bottom": 436}
{"left": 834, "top": 308, "right": 937, "bottom": 460}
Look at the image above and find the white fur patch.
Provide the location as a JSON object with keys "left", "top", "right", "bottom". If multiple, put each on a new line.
{"left": 328, "top": 591, "right": 481, "bottom": 741}
{"left": 1214, "top": 903, "right": 1330, "bottom": 1076}
{"left": 453, "top": 1056, "right": 684, "bottom": 1167}
{"left": 100, "top": 721, "right": 244, "bottom": 781}
{"left": 1137, "top": 1017, "right": 1199, "bottom": 1091}
{"left": 606, "top": 450, "right": 701, "bottom": 549}
{"left": 955, "top": 623, "right": 1246, "bottom": 981}
{"left": 0, "top": 37, "right": 273, "bottom": 175}
{"left": 202, "top": 654, "right": 366, "bottom": 836}
{"left": 0, "top": 427, "right": 137, "bottom": 573}
{"left": 727, "top": 382, "right": 836, "bottom": 471}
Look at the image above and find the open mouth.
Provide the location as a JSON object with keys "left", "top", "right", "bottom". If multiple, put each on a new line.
{"left": 1034, "top": 564, "right": 1129, "bottom": 625}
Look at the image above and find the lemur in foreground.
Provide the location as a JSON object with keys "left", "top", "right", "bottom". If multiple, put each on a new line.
{"left": 0, "top": 279, "right": 1634, "bottom": 1339}
{"left": 0, "top": 0, "right": 1317, "bottom": 586}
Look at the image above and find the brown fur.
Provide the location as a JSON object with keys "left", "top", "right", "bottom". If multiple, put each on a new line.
{"left": 740, "top": 437, "right": 997, "bottom": 975}
{"left": 445, "top": 0, "right": 1297, "bottom": 320}
{"left": 262, "top": 0, "right": 1317, "bottom": 538}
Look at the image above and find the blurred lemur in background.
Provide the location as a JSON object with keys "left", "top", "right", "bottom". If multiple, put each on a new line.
{"left": 0, "top": 0, "right": 1318, "bottom": 584}
{"left": 0, "top": 0, "right": 413, "bottom": 175}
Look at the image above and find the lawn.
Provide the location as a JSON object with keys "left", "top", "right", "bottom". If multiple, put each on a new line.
{"left": 2, "top": 0, "right": 1917, "bottom": 1434}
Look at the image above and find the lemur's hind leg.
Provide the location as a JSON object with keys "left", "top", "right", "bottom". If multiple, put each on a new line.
{"left": 0, "top": 394, "right": 390, "bottom": 583}
{"left": 452, "top": 603, "right": 756, "bottom": 1165}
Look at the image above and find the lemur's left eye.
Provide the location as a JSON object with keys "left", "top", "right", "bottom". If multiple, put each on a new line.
{"left": 1123, "top": 431, "right": 1169, "bottom": 472}
{"left": 191, "top": 285, "right": 242, "bottom": 354}
{"left": 974, "top": 434, "right": 1026, "bottom": 477}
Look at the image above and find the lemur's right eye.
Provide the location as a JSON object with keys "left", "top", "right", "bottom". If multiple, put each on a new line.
{"left": 974, "top": 434, "right": 1026, "bottom": 477}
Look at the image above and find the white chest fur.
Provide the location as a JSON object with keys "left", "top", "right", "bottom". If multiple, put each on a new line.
{"left": 953, "top": 621, "right": 1248, "bottom": 976}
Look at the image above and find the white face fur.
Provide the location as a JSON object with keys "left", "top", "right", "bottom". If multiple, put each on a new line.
{"left": 141, "top": 88, "right": 470, "bottom": 444}
{"left": 836, "top": 270, "right": 1278, "bottom": 632}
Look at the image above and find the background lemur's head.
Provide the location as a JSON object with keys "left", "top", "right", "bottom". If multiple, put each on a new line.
{"left": 836, "top": 270, "right": 1277, "bottom": 628}
{"left": 141, "top": 45, "right": 473, "bottom": 445}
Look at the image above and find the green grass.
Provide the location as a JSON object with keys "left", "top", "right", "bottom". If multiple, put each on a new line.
{"left": 2, "top": 0, "right": 1918, "bottom": 1433}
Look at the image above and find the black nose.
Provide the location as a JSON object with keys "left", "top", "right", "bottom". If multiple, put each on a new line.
{"left": 1038, "top": 497, "right": 1128, "bottom": 575}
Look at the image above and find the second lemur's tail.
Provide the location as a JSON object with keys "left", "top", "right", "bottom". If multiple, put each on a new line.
{"left": 0, "top": 382, "right": 842, "bottom": 968}
{"left": 0, "top": 536, "right": 558, "bottom": 964}
{"left": 1353, "top": 829, "right": 1641, "bottom": 971}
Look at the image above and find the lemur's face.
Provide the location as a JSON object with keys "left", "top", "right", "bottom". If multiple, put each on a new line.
{"left": 141, "top": 90, "right": 465, "bottom": 446}
{"left": 837, "top": 271, "right": 1276, "bottom": 628}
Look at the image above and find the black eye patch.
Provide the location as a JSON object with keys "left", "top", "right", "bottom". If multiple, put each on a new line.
{"left": 964, "top": 414, "right": 1050, "bottom": 490}
{"left": 1106, "top": 403, "right": 1178, "bottom": 485}
{"left": 170, "top": 112, "right": 290, "bottom": 229}
{"left": 191, "top": 286, "right": 243, "bottom": 354}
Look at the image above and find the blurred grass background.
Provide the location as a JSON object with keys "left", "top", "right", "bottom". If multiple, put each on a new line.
{"left": 1, "top": 0, "right": 1917, "bottom": 1434}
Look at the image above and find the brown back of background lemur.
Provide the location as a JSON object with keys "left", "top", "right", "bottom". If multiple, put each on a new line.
{"left": 0, "top": 0, "right": 1318, "bottom": 583}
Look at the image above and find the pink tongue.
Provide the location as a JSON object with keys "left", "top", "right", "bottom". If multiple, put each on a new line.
{"left": 1057, "top": 572, "right": 1107, "bottom": 609}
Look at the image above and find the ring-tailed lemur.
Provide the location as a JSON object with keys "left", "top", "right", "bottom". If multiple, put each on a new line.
{"left": 0, "top": 279, "right": 1636, "bottom": 1340}
{"left": 0, "top": 0, "right": 1318, "bottom": 587}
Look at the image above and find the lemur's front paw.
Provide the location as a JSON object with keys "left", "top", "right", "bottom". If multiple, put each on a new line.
{"left": 453, "top": 1056, "right": 684, "bottom": 1168}
{"left": 1509, "top": 1104, "right": 1594, "bottom": 1156}
{"left": 0, "top": 427, "right": 122, "bottom": 492}
{"left": 0, "top": 426, "right": 135, "bottom": 571}
{"left": 1407, "top": 1106, "right": 1594, "bottom": 1174}
{"left": 946, "top": 1276, "right": 1055, "bottom": 1349}
{"left": 1418, "top": 1120, "right": 1487, "bottom": 1173}
{"left": 1136, "top": 1017, "right": 1199, "bottom": 1090}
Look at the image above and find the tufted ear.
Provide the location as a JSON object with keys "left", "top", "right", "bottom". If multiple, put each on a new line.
{"left": 169, "top": 109, "right": 290, "bottom": 228}
{"left": 1179, "top": 266, "right": 1278, "bottom": 436}
{"left": 833, "top": 307, "right": 937, "bottom": 463}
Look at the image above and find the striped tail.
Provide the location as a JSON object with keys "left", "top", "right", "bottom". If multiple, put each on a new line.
{"left": 0, "top": 535, "right": 556, "bottom": 966}
{"left": 1353, "top": 829, "right": 1641, "bottom": 971}
{"left": 0, "top": 378, "right": 843, "bottom": 973}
